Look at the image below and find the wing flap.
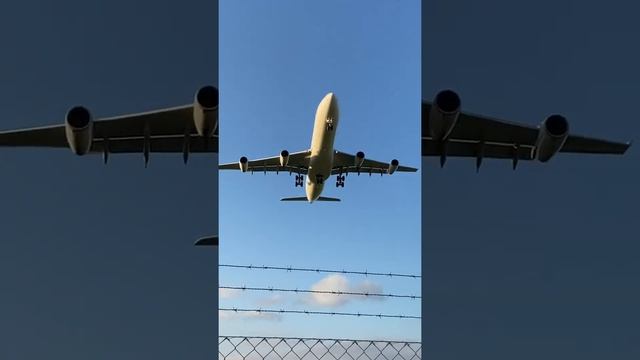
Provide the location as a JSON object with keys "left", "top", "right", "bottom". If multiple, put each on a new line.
{"left": 91, "top": 135, "right": 217, "bottom": 153}
{"left": 422, "top": 138, "right": 535, "bottom": 160}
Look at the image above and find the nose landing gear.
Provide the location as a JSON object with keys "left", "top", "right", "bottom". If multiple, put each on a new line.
{"left": 326, "top": 118, "right": 334, "bottom": 131}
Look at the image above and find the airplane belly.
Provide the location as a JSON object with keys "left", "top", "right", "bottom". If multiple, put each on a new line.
{"left": 308, "top": 149, "right": 333, "bottom": 181}
{"left": 305, "top": 180, "right": 324, "bottom": 202}
{"left": 305, "top": 92, "right": 340, "bottom": 200}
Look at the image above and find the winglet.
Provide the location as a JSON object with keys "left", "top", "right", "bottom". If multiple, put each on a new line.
{"left": 194, "top": 236, "right": 218, "bottom": 246}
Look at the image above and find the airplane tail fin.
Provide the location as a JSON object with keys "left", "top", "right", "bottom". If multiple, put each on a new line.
{"left": 280, "top": 196, "right": 341, "bottom": 202}
{"left": 194, "top": 235, "right": 218, "bottom": 246}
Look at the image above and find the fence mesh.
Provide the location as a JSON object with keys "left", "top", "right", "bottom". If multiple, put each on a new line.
{"left": 219, "top": 336, "right": 421, "bottom": 360}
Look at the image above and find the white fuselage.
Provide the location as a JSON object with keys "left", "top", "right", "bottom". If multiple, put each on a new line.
{"left": 305, "top": 93, "right": 340, "bottom": 202}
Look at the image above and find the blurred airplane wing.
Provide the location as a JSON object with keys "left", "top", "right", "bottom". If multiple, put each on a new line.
{"left": 0, "top": 105, "right": 218, "bottom": 155}
{"left": 422, "top": 102, "right": 630, "bottom": 159}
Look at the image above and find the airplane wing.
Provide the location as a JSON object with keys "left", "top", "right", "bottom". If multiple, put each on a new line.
{"left": 422, "top": 102, "right": 631, "bottom": 160}
{"left": 331, "top": 150, "right": 418, "bottom": 175}
{"left": 0, "top": 105, "right": 217, "bottom": 155}
{"left": 219, "top": 150, "right": 311, "bottom": 173}
{"left": 0, "top": 86, "right": 219, "bottom": 161}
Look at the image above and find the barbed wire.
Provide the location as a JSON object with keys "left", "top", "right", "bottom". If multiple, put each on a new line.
{"left": 220, "top": 335, "right": 422, "bottom": 344}
{"left": 219, "top": 264, "right": 420, "bottom": 279}
{"left": 219, "top": 307, "right": 421, "bottom": 319}
{"left": 220, "top": 285, "right": 420, "bottom": 299}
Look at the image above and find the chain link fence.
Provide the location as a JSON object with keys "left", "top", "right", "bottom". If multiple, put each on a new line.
{"left": 219, "top": 336, "right": 421, "bottom": 360}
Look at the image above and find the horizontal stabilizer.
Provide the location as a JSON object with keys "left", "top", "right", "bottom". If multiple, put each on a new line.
{"left": 280, "top": 196, "right": 341, "bottom": 202}
{"left": 316, "top": 196, "right": 341, "bottom": 202}
{"left": 194, "top": 236, "right": 218, "bottom": 246}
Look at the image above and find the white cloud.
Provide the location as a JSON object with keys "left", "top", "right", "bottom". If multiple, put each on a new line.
{"left": 309, "top": 274, "right": 351, "bottom": 307}
{"left": 306, "top": 274, "right": 385, "bottom": 308}
{"left": 352, "top": 280, "right": 384, "bottom": 301}
{"left": 256, "top": 294, "right": 285, "bottom": 307}
{"left": 219, "top": 310, "right": 282, "bottom": 322}
{"left": 219, "top": 288, "right": 242, "bottom": 299}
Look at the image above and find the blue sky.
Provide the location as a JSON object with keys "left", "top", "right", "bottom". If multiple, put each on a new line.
{"left": 219, "top": 0, "right": 420, "bottom": 341}
{"left": 423, "top": 0, "right": 639, "bottom": 358}
{"left": 0, "top": 1, "right": 217, "bottom": 359}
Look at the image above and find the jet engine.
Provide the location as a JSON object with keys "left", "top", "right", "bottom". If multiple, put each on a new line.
{"left": 535, "top": 115, "right": 569, "bottom": 162}
{"left": 239, "top": 156, "right": 249, "bottom": 172}
{"left": 429, "top": 89, "right": 461, "bottom": 140}
{"left": 355, "top": 151, "right": 365, "bottom": 167}
{"left": 388, "top": 159, "right": 399, "bottom": 174}
{"left": 193, "top": 85, "right": 218, "bottom": 137}
{"left": 65, "top": 106, "right": 93, "bottom": 155}
{"left": 280, "top": 150, "right": 289, "bottom": 167}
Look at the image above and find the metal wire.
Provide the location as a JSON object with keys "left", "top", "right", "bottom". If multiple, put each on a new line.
{"left": 219, "top": 264, "right": 420, "bottom": 279}
{"left": 219, "top": 336, "right": 422, "bottom": 360}
{"left": 220, "top": 285, "right": 420, "bottom": 300}
{"left": 219, "top": 308, "right": 420, "bottom": 320}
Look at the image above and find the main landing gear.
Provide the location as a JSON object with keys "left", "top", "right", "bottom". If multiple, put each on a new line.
{"left": 336, "top": 174, "right": 346, "bottom": 187}
{"left": 315, "top": 174, "right": 325, "bottom": 185}
{"left": 294, "top": 174, "right": 303, "bottom": 187}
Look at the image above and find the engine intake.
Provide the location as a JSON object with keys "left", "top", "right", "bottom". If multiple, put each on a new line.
{"left": 388, "top": 159, "right": 399, "bottom": 174}
{"left": 239, "top": 156, "right": 249, "bottom": 172}
{"left": 429, "top": 90, "right": 461, "bottom": 140}
{"left": 535, "top": 115, "right": 569, "bottom": 162}
{"left": 193, "top": 85, "right": 218, "bottom": 137}
{"left": 65, "top": 106, "right": 93, "bottom": 155}
{"left": 355, "top": 151, "right": 365, "bottom": 167}
{"left": 280, "top": 150, "right": 289, "bottom": 167}
{"left": 435, "top": 89, "right": 461, "bottom": 113}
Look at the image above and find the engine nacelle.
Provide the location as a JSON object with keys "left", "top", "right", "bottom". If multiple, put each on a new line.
{"left": 239, "top": 156, "right": 249, "bottom": 172}
{"left": 429, "top": 90, "right": 461, "bottom": 140}
{"left": 280, "top": 150, "right": 289, "bottom": 167}
{"left": 193, "top": 85, "right": 218, "bottom": 137}
{"left": 355, "top": 151, "right": 365, "bottom": 167}
{"left": 388, "top": 159, "right": 399, "bottom": 174}
{"left": 65, "top": 106, "right": 93, "bottom": 155}
{"left": 535, "top": 115, "right": 569, "bottom": 162}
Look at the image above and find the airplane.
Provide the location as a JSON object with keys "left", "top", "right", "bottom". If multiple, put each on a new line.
{"left": 0, "top": 85, "right": 220, "bottom": 246}
{"left": 423, "top": 90, "right": 631, "bottom": 169}
{"left": 219, "top": 92, "right": 418, "bottom": 203}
